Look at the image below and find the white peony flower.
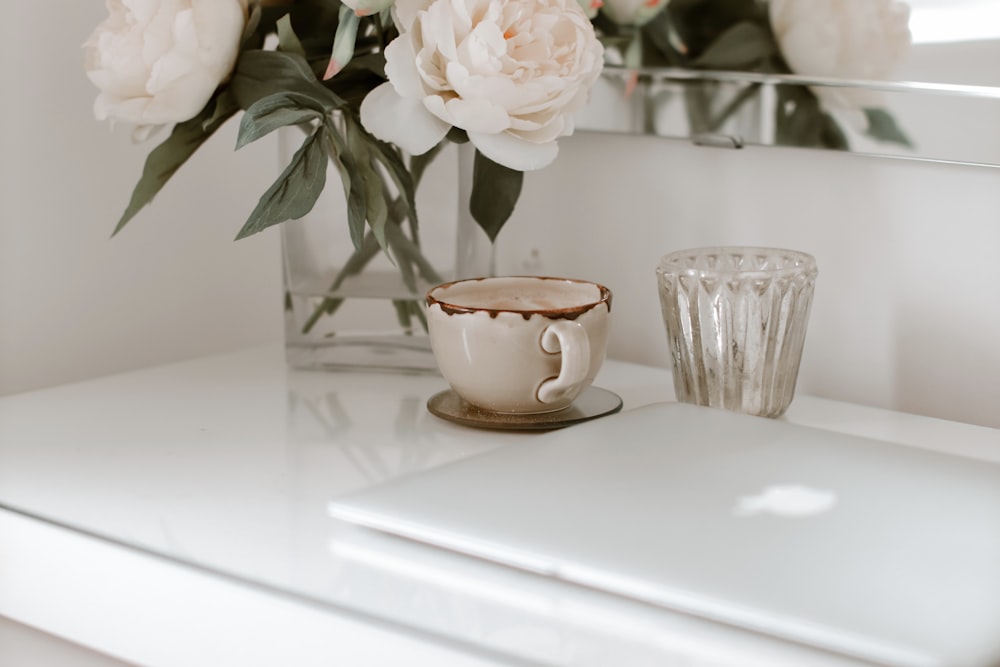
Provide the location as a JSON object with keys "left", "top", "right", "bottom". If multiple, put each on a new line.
{"left": 360, "top": 0, "right": 605, "bottom": 171}
{"left": 84, "top": 0, "right": 248, "bottom": 134}
{"left": 769, "top": 0, "right": 911, "bottom": 110}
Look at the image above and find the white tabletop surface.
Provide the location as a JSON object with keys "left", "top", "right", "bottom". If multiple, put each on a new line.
{"left": 1, "top": 345, "right": 998, "bottom": 666}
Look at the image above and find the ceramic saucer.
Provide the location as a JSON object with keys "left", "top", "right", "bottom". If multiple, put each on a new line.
{"left": 426, "top": 386, "right": 623, "bottom": 431}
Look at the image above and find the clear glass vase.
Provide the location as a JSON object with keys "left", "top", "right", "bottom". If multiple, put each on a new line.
{"left": 280, "top": 132, "right": 493, "bottom": 373}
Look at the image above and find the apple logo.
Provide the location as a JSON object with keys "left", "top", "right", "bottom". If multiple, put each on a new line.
{"left": 734, "top": 484, "right": 838, "bottom": 518}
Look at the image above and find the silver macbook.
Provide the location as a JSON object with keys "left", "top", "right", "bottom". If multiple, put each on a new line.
{"left": 328, "top": 402, "right": 1000, "bottom": 667}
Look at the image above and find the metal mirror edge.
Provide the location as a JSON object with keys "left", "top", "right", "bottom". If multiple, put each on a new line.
{"left": 575, "top": 66, "right": 1000, "bottom": 168}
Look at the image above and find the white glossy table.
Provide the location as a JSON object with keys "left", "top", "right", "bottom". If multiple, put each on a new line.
{"left": 1, "top": 346, "right": 998, "bottom": 666}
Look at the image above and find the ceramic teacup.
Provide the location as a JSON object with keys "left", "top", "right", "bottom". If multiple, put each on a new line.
{"left": 426, "top": 276, "right": 612, "bottom": 414}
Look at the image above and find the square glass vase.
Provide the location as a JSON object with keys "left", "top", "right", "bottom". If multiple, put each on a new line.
{"left": 280, "top": 133, "right": 491, "bottom": 373}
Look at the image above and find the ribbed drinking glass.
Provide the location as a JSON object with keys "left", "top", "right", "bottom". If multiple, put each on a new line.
{"left": 657, "top": 247, "right": 818, "bottom": 418}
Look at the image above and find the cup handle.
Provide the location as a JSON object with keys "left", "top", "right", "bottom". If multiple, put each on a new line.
{"left": 537, "top": 321, "right": 591, "bottom": 405}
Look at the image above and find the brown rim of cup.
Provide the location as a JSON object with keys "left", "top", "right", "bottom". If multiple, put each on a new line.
{"left": 426, "top": 276, "right": 612, "bottom": 321}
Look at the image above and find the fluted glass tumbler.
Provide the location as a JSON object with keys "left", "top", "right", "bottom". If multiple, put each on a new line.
{"left": 657, "top": 247, "right": 818, "bottom": 418}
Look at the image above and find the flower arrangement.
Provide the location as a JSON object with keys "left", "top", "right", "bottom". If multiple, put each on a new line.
{"left": 597, "top": 0, "right": 913, "bottom": 149}
{"left": 84, "top": 0, "right": 604, "bottom": 252}
{"left": 84, "top": 0, "right": 912, "bottom": 252}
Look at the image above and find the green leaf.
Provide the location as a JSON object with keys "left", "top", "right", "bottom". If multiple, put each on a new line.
{"left": 345, "top": 118, "right": 388, "bottom": 251}
{"left": 623, "top": 33, "right": 643, "bottom": 70}
{"left": 328, "top": 5, "right": 361, "bottom": 77}
{"left": 342, "top": 114, "right": 421, "bottom": 251}
{"left": 446, "top": 127, "right": 470, "bottom": 144}
{"left": 202, "top": 88, "right": 239, "bottom": 128}
{"left": 773, "top": 85, "right": 850, "bottom": 151}
{"left": 276, "top": 14, "right": 306, "bottom": 56}
{"left": 817, "top": 113, "right": 849, "bottom": 150}
{"left": 470, "top": 150, "right": 523, "bottom": 242}
{"left": 409, "top": 141, "right": 445, "bottom": 188}
{"left": 411, "top": 300, "right": 429, "bottom": 333}
{"left": 365, "top": 131, "right": 420, "bottom": 232}
{"left": 774, "top": 85, "right": 822, "bottom": 146}
{"left": 240, "top": 3, "right": 263, "bottom": 48}
{"left": 640, "top": 9, "right": 685, "bottom": 65}
{"left": 113, "top": 92, "right": 238, "bottom": 236}
{"left": 385, "top": 222, "right": 443, "bottom": 284}
{"left": 666, "top": 0, "right": 765, "bottom": 60}
{"left": 386, "top": 224, "right": 418, "bottom": 293}
{"left": 324, "top": 119, "right": 368, "bottom": 249}
{"left": 229, "top": 50, "right": 344, "bottom": 112}
{"left": 393, "top": 300, "right": 415, "bottom": 331}
{"left": 236, "top": 92, "right": 325, "bottom": 149}
{"left": 235, "top": 126, "right": 329, "bottom": 239}
{"left": 863, "top": 108, "right": 913, "bottom": 148}
{"left": 693, "top": 21, "right": 775, "bottom": 70}
{"left": 300, "top": 231, "right": 381, "bottom": 333}
{"left": 286, "top": 0, "right": 340, "bottom": 56}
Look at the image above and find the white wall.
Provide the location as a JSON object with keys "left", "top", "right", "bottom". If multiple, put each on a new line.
{"left": 5, "top": 5, "right": 998, "bottom": 430}
{"left": 1, "top": 3, "right": 283, "bottom": 397}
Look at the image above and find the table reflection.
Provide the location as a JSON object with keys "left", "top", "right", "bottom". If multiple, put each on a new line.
{"left": 284, "top": 368, "right": 503, "bottom": 496}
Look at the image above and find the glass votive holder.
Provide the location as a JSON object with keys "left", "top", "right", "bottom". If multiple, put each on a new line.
{"left": 656, "top": 247, "right": 818, "bottom": 418}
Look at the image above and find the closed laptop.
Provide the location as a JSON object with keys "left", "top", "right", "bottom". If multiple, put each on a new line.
{"left": 329, "top": 402, "right": 1000, "bottom": 667}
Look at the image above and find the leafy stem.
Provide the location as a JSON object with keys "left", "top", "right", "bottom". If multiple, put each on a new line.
{"left": 299, "top": 140, "right": 444, "bottom": 335}
{"left": 300, "top": 230, "right": 381, "bottom": 334}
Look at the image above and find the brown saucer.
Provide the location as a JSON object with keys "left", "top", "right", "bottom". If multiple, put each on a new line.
{"left": 426, "top": 386, "right": 623, "bottom": 431}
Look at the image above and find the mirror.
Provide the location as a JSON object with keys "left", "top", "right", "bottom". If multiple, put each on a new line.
{"left": 575, "top": 0, "right": 1000, "bottom": 167}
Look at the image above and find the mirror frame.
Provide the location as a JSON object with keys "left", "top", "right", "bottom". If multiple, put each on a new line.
{"left": 577, "top": 63, "right": 1000, "bottom": 168}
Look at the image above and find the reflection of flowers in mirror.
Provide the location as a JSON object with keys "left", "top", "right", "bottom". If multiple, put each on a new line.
{"left": 770, "top": 0, "right": 912, "bottom": 110}
{"left": 599, "top": 0, "right": 670, "bottom": 27}
{"left": 592, "top": 0, "right": 914, "bottom": 151}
